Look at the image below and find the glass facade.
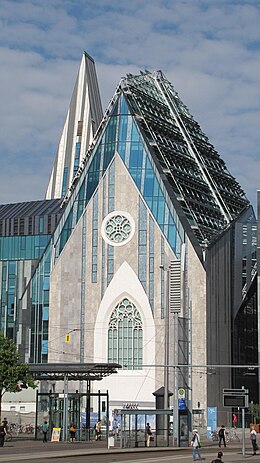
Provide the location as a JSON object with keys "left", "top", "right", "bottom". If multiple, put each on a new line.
{"left": 0, "top": 199, "right": 61, "bottom": 361}
{"left": 0, "top": 235, "right": 49, "bottom": 260}
{"left": 54, "top": 93, "right": 185, "bottom": 261}
{"left": 30, "top": 242, "right": 52, "bottom": 363}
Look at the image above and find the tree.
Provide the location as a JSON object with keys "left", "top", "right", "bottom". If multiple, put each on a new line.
{"left": 249, "top": 402, "right": 260, "bottom": 424}
{"left": 0, "top": 332, "right": 36, "bottom": 420}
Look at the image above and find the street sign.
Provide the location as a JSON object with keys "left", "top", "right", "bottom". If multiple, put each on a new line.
{"left": 223, "top": 388, "right": 249, "bottom": 408}
{"left": 223, "top": 388, "right": 248, "bottom": 394}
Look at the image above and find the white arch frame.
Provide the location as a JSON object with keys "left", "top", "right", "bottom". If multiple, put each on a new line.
{"left": 94, "top": 261, "right": 155, "bottom": 374}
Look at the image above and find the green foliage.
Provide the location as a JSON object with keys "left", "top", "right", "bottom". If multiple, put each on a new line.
{"left": 249, "top": 403, "right": 260, "bottom": 424}
{"left": 0, "top": 332, "right": 36, "bottom": 397}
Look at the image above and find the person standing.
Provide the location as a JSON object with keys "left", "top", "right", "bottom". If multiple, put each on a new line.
{"left": 95, "top": 421, "right": 101, "bottom": 441}
{"left": 2, "top": 418, "right": 8, "bottom": 432}
{"left": 250, "top": 426, "right": 258, "bottom": 455}
{"left": 218, "top": 425, "right": 226, "bottom": 447}
{"left": 211, "top": 451, "right": 224, "bottom": 462}
{"left": 42, "top": 420, "right": 48, "bottom": 443}
{"left": 146, "top": 422, "right": 152, "bottom": 447}
{"left": 0, "top": 422, "right": 7, "bottom": 447}
{"left": 191, "top": 429, "right": 201, "bottom": 461}
{"left": 69, "top": 423, "right": 76, "bottom": 442}
{"left": 232, "top": 414, "right": 237, "bottom": 427}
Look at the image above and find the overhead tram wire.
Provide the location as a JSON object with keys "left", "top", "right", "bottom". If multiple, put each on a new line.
{"left": 139, "top": 363, "right": 260, "bottom": 369}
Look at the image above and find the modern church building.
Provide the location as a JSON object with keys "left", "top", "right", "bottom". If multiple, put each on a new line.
{"left": 0, "top": 52, "right": 258, "bottom": 429}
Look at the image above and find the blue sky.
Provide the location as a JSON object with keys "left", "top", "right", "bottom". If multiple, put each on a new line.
{"left": 0, "top": 0, "right": 259, "bottom": 210}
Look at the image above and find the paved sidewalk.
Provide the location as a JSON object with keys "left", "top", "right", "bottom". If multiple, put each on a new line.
{"left": 0, "top": 434, "right": 251, "bottom": 462}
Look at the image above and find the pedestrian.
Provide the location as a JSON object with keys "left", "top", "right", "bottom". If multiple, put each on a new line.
{"left": 0, "top": 421, "right": 7, "bottom": 447}
{"left": 191, "top": 428, "right": 201, "bottom": 461}
{"left": 146, "top": 422, "right": 152, "bottom": 447}
{"left": 250, "top": 426, "right": 258, "bottom": 455}
{"left": 95, "top": 421, "right": 101, "bottom": 441}
{"left": 2, "top": 418, "right": 8, "bottom": 432}
{"left": 218, "top": 425, "right": 226, "bottom": 448}
{"left": 211, "top": 450, "right": 224, "bottom": 462}
{"left": 42, "top": 420, "right": 48, "bottom": 443}
{"left": 69, "top": 422, "right": 76, "bottom": 442}
{"left": 232, "top": 414, "right": 237, "bottom": 428}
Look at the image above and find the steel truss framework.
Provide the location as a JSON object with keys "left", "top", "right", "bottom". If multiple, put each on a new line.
{"left": 123, "top": 71, "right": 249, "bottom": 244}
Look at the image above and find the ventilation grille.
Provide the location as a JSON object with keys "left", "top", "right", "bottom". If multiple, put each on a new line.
{"left": 169, "top": 260, "right": 181, "bottom": 313}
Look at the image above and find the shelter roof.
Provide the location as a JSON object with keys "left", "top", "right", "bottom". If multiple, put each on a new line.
{"left": 29, "top": 363, "right": 121, "bottom": 381}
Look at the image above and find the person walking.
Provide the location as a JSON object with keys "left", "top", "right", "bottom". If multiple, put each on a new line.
{"left": 211, "top": 451, "right": 224, "bottom": 462}
{"left": 218, "top": 425, "right": 226, "bottom": 447}
{"left": 0, "top": 422, "right": 7, "bottom": 447}
{"left": 250, "top": 426, "right": 258, "bottom": 455}
{"left": 191, "top": 429, "right": 202, "bottom": 461}
{"left": 145, "top": 422, "right": 152, "bottom": 447}
{"left": 42, "top": 420, "right": 48, "bottom": 443}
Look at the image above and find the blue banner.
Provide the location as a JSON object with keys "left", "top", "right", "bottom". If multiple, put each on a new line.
{"left": 207, "top": 406, "right": 217, "bottom": 439}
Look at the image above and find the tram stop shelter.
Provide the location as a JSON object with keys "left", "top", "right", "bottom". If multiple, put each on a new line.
{"left": 117, "top": 408, "right": 174, "bottom": 448}
{"left": 29, "top": 362, "right": 121, "bottom": 442}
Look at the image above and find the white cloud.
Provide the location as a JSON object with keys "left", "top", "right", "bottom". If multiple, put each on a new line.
{"left": 0, "top": 0, "right": 259, "bottom": 209}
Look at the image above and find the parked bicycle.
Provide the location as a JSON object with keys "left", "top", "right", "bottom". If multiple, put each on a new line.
{"left": 226, "top": 428, "right": 240, "bottom": 443}
{"left": 5, "top": 431, "right": 13, "bottom": 442}
{"left": 211, "top": 430, "right": 219, "bottom": 441}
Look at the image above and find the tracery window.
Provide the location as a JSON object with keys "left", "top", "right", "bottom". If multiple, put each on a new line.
{"left": 108, "top": 298, "right": 143, "bottom": 370}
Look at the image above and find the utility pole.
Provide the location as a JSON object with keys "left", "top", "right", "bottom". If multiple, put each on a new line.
{"left": 173, "top": 310, "right": 179, "bottom": 446}
{"left": 164, "top": 267, "right": 170, "bottom": 439}
{"left": 170, "top": 260, "right": 182, "bottom": 447}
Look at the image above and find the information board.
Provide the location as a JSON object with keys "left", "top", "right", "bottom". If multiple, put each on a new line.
{"left": 51, "top": 427, "right": 61, "bottom": 442}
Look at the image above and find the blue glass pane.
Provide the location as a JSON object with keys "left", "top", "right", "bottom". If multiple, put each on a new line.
{"left": 168, "top": 224, "right": 176, "bottom": 250}
{"left": 42, "top": 340, "right": 48, "bottom": 355}
{"left": 111, "top": 99, "right": 119, "bottom": 116}
{"left": 61, "top": 167, "right": 68, "bottom": 197}
{"left": 86, "top": 145, "right": 101, "bottom": 202}
{"left": 131, "top": 121, "right": 139, "bottom": 142}
{"left": 153, "top": 178, "right": 159, "bottom": 196}
{"left": 157, "top": 198, "right": 165, "bottom": 225}
{"left": 119, "top": 115, "right": 128, "bottom": 145}
{"left": 121, "top": 95, "right": 129, "bottom": 114}
{"left": 42, "top": 307, "right": 49, "bottom": 321}
{"left": 129, "top": 169, "right": 141, "bottom": 189}
{"left": 144, "top": 169, "right": 154, "bottom": 196}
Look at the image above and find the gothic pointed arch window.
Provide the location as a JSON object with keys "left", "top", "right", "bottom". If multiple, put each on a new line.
{"left": 108, "top": 298, "right": 143, "bottom": 370}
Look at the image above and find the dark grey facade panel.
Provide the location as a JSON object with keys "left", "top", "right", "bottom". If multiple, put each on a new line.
{"left": 0, "top": 199, "right": 62, "bottom": 236}
{"left": 206, "top": 229, "right": 233, "bottom": 418}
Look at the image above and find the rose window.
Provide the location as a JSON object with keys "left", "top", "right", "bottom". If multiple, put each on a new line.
{"left": 101, "top": 211, "right": 135, "bottom": 247}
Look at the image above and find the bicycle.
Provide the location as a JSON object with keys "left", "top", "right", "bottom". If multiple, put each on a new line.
{"left": 226, "top": 428, "right": 240, "bottom": 443}
{"left": 210, "top": 430, "right": 219, "bottom": 441}
{"left": 5, "top": 431, "right": 13, "bottom": 442}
